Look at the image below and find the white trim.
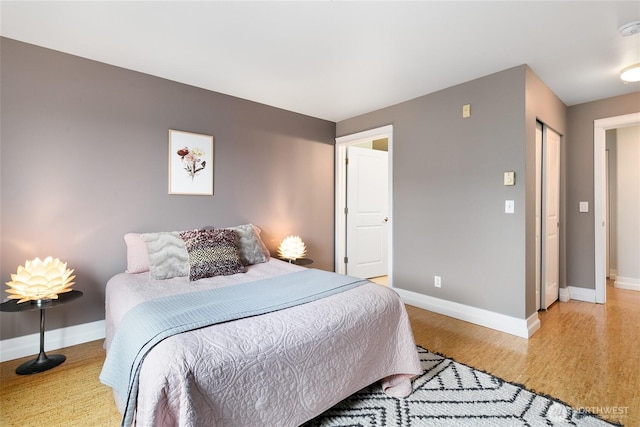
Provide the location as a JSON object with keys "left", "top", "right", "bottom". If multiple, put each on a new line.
{"left": 559, "top": 285, "right": 624, "bottom": 303}
{"left": 335, "top": 125, "right": 394, "bottom": 146}
{"left": 335, "top": 125, "right": 394, "bottom": 284}
{"left": 335, "top": 142, "right": 347, "bottom": 275}
{"left": 614, "top": 276, "right": 640, "bottom": 291}
{"left": 395, "top": 288, "right": 540, "bottom": 339}
{"left": 594, "top": 113, "right": 640, "bottom": 304}
{"left": 0, "top": 320, "right": 105, "bottom": 362}
{"left": 565, "top": 286, "right": 596, "bottom": 303}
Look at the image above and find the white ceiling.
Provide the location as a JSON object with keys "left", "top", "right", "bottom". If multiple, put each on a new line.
{"left": 1, "top": 1, "right": 639, "bottom": 122}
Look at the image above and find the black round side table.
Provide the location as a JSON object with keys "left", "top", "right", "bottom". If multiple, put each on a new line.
{"left": 278, "top": 257, "right": 313, "bottom": 266}
{"left": 0, "top": 290, "right": 83, "bottom": 375}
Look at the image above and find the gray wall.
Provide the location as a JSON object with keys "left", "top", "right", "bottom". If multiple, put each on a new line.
{"left": 337, "top": 65, "right": 566, "bottom": 320}
{"left": 565, "top": 92, "right": 640, "bottom": 290}
{"left": 0, "top": 38, "right": 336, "bottom": 340}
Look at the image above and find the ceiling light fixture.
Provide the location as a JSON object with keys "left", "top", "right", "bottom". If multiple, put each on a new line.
{"left": 619, "top": 21, "right": 640, "bottom": 37}
{"left": 620, "top": 63, "right": 640, "bottom": 83}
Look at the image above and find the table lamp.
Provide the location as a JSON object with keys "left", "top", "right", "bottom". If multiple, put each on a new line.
{"left": 5, "top": 257, "right": 75, "bottom": 304}
{"left": 278, "top": 235, "right": 307, "bottom": 262}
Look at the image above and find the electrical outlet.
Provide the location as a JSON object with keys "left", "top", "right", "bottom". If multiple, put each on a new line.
{"left": 505, "top": 200, "right": 515, "bottom": 214}
{"left": 434, "top": 276, "right": 442, "bottom": 288}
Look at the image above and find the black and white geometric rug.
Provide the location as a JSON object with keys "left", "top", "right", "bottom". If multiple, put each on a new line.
{"left": 304, "top": 347, "right": 620, "bottom": 427}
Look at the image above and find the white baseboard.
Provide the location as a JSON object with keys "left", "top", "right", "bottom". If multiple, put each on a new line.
{"left": 565, "top": 286, "right": 596, "bottom": 303}
{"left": 394, "top": 288, "right": 540, "bottom": 339}
{"left": 0, "top": 320, "right": 105, "bottom": 363}
{"left": 608, "top": 269, "right": 617, "bottom": 280}
{"left": 559, "top": 287, "right": 571, "bottom": 302}
{"left": 614, "top": 276, "right": 640, "bottom": 291}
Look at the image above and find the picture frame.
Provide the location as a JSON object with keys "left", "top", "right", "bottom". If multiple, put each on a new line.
{"left": 168, "top": 129, "right": 214, "bottom": 195}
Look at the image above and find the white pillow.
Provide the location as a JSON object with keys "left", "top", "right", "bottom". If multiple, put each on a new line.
{"left": 227, "top": 224, "right": 270, "bottom": 265}
{"left": 143, "top": 231, "right": 190, "bottom": 279}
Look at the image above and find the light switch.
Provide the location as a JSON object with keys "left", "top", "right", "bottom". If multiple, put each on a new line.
{"left": 579, "top": 201, "right": 589, "bottom": 213}
{"left": 503, "top": 171, "right": 515, "bottom": 186}
{"left": 505, "top": 200, "right": 515, "bottom": 214}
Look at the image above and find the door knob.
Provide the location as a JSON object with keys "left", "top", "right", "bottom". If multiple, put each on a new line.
{"left": 384, "top": 217, "right": 389, "bottom": 223}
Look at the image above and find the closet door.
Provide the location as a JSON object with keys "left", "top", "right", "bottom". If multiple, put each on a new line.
{"left": 541, "top": 126, "right": 561, "bottom": 310}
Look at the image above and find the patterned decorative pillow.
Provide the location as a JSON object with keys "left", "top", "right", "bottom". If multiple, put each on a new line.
{"left": 227, "top": 224, "right": 270, "bottom": 265}
{"left": 180, "top": 229, "right": 245, "bottom": 281}
{"left": 143, "top": 232, "right": 190, "bottom": 279}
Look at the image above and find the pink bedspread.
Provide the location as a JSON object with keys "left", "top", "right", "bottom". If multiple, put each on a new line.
{"left": 104, "top": 259, "right": 421, "bottom": 426}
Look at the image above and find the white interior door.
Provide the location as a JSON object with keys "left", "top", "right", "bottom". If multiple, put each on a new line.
{"left": 346, "top": 146, "right": 389, "bottom": 278}
{"left": 541, "top": 127, "right": 561, "bottom": 309}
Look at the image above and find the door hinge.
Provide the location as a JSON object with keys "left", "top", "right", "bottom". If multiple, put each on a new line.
{"left": 344, "top": 207, "right": 348, "bottom": 214}
{"left": 344, "top": 256, "right": 348, "bottom": 264}
{"left": 345, "top": 157, "right": 349, "bottom": 165}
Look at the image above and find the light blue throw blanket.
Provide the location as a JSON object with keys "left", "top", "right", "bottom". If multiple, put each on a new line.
{"left": 100, "top": 269, "right": 366, "bottom": 427}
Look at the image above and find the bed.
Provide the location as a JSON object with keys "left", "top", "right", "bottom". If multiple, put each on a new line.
{"left": 100, "top": 225, "right": 422, "bottom": 427}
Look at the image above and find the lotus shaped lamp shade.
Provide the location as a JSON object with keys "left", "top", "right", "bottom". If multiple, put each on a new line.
{"left": 278, "top": 236, "right": 307, "bottom": 261}
{"left": 5, "top": 257, "right": 75, "bottom": 304}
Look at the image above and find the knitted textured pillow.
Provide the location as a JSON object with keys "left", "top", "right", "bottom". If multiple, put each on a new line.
{"left": 143, "top": 231, "right": 189, "bottom": 279}
{"left": 180, "top": 229, "right": 245, "bottom": 281}
{"left": 227, "top": 224, "right": 270, "bottom": 265}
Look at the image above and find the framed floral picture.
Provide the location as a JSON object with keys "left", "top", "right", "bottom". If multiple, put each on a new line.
{"left": 168, "top": 129, "right": 214, "bottom": 195}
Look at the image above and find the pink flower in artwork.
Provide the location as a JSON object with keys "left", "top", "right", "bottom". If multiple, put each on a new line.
{"left": 177, "top": 147, "right": 206, "bottom": 180}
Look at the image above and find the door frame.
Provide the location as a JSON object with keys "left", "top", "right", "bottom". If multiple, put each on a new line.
{"left": 535, "top": 123, "right": 542, "bottom": 311}
{"left": 594, "top": 112, "right": 640, "bottom": 303}
{"left": 335, "top": 125, "right": 393, "bottom": 283}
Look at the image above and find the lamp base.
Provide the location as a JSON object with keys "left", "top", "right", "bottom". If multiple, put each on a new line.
{"left": 16, "top": 353, "right": 65, "bottom": 375}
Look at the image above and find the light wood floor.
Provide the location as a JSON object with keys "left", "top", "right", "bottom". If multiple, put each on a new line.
{"left": 369, "top": 275, "right": 388, "bottom": 286}
{"left": 408, "top": 282, "right": 639, "bottom": 426}
{"left": 1, "top": 283, "right": 637, "bottom": 426}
